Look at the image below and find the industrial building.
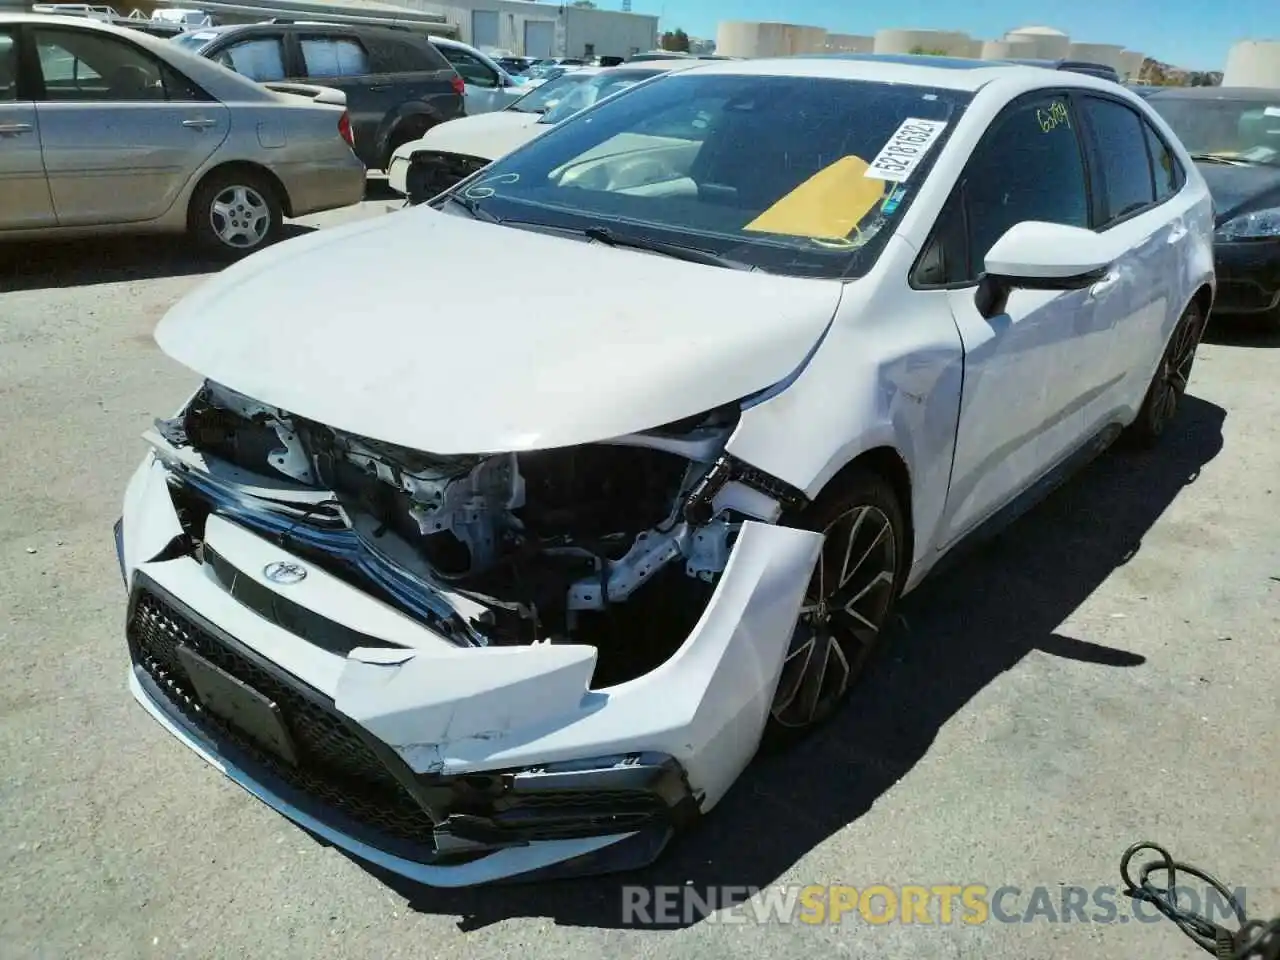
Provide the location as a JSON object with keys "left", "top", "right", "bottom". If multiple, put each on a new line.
{"left": 715, "top": 21, "right": 1146, "bottom": 80}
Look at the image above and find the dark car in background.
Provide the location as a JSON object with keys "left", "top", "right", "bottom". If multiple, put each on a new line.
{"left": 171, "top": 23, "right": 465, "bottom": 170}
{"left": 1147, "top": 86, "right": 1280, "bottom": 326}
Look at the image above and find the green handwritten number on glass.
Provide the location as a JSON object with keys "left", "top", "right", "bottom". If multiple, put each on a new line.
{"left": 1037, "top": 101, "right": 1070, "bottom": 134}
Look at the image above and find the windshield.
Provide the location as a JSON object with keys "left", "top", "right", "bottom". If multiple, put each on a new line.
{"left": 1148, "top": 95, "right": 1280, "bottom": 166}
{"left": 506, "top": 71, "right": 594, "bottom": 114}
{"left": 169, "top": 30, "right": 217, "bottom": 53}
{"left": 447, "top": 73, "right": 970, "bottom": 279}
{"left": 538, "top": 69, "right": 666, "bottom": 124}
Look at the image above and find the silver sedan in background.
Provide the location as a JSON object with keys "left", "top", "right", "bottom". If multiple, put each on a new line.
{"left": 0, "top": 13, "right": 366, "bottom": 256}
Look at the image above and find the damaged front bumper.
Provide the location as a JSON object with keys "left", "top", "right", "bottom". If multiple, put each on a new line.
{"left": 117, "top": 453, "right": 822, "bottom": 885}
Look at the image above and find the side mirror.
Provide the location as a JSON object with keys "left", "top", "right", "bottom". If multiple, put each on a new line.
{"left": 976, "top": 221, "right": 1118, "bottom": 319}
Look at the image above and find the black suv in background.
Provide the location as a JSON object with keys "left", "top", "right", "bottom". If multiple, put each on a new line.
{"left": 171, "top": 23, "right": 465, "bottom": 170}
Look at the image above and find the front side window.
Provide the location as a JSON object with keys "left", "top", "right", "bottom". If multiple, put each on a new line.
{"left": 1080, "top": 96, "right": 1156, "bottom": 226}
{"left": 953, "top": 95, "right": 1090, "bottom": 281}
{"left": 34, "top": 27, "right": 178, "bottom": 101}
{"left": 300, "top": 35, "right": 370, "bottom": 79}
{"left": 215, "top": 37, "right": 287, "bottom": 82}
{"left": 367, "top": 37, "right": 435, "bottom": 74}
{"left": 449, "top": 73, "right": 971, "bottom": 279}
{"left": 441, "top": 48, "right": 496, "bottom": 87}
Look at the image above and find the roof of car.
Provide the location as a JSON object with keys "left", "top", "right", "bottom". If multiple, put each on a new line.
{"left": 671, "top": 53, "right": 1128, "bottom": 93}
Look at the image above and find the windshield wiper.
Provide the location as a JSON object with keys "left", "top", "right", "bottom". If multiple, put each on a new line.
{"left": 440, "top": 193, "right": 501, "bottom": 223}
{"left": 582, "top": 226, "right": 756, "bottom": 271}
{"left": 1190, "top": 153, "right": 1251, "bottom": 166}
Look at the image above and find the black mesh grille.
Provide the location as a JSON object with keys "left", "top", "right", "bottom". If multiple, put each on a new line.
{"left": 128, "top": 591, "right": 438, "bottom": 846}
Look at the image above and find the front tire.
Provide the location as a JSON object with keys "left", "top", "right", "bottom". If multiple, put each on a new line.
{"left": 1125, "top": 301, "right": 1205, "bottom": 447}
{"left": 187, "top": 168, "right": 283, "bottom": 258}
{"left": 765, "top": 468, "right": 908, "bottom": 741}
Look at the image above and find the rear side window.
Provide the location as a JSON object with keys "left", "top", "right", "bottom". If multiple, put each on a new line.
{"left": 366, "top": 36, "right": 438, "bottom": 74}
{"left": 1143, "top": 120, "right": 1182, "bottom": 201}
{"left": 1079, "top": 96, "right": 1156, "bottom": 226}
{"left": 214, "top": 37, "right": 287, "bottom": 82}
{"left": 0, "top": 31, "right": 17, "bottom": 100}
{"left": 300, "top": 35, "right": 370, "bottom": 78}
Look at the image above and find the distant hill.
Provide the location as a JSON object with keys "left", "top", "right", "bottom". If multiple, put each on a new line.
{"left": 1141, "top": 57, "right": 1222, "bottom": 87}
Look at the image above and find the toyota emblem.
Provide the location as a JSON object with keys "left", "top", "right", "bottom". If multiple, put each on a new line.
{"left": 263, "top": 560, "right": 307, "bottom": 585}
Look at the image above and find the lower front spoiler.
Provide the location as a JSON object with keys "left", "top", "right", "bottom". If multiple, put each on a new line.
{"left": 129, "top": 667, "right": 673, "bottom": 887}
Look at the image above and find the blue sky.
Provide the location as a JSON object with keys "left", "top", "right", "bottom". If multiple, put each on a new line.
{"left": 642, "top": 0, "right": 1272, "bottom": 71}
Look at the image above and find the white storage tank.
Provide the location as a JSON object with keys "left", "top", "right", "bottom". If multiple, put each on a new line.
{"left": 825, "top": 33, "right": 873, "bottom": 54}
{"left": 1005, "top": 25, "right": 1071, "bottom": 60}
{"left": 1068, "top": 42, "right": 1126, "bottom": 71}
{"left": 874, "top": 28, "right": 972, "bottom": 57}
{"left": 716, "top": 20, "right": 827, "bottom": 58}
{"left": 1119, "top": 50, "right": 1146, "bottom": 80}
{"left": 1223, "top": 41, "right": 1280, "bottom": 88}
{"left": 981, "top": 37, "right": 1038, "bottom": 61}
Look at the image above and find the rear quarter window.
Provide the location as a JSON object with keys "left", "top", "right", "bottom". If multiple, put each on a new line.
{"left": 365, "top": 35, "right": 445, "bottom": 74}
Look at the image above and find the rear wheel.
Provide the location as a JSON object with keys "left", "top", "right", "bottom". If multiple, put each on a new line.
{"left": 1124, "top": 301, "right": 1205, "bottom": 447}
{"left": 187, "top": 168, "right": 282, "bottom": 258}
{"left": 765, "top": 468, "right": 908, "bottom": 741}
{"left": 382, "top": 121, "right": 433, "bottom": 172}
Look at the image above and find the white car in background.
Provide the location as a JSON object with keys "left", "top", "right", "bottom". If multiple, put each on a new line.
{"left": 120, "top": 55, "right": 1214, "bottom": 887}
{"left": 386, "top": 60, "right": 702, "bottom": 203}
{"left": 429, "top": 36, "right": 527, "bottom": 114}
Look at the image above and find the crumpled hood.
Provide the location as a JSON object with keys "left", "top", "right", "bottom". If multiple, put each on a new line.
{"left": 392, "top": 110, "right": 543, "bottom": 164}
{"left": 154, "top": 208, "right": 843, "bottom": 454}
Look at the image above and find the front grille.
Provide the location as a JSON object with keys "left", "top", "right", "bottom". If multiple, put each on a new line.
{"left": 128, "top": 591, "right": 438, "bottom": 848}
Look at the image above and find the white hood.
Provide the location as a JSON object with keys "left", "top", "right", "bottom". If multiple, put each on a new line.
{"left": 392, "top": 110, "right": 544, "bottom": 165}
{"left": 154, "top": 208, "right": 842, "bottom": 454}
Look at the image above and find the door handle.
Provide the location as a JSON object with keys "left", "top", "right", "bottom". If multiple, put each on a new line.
{"left": 181, "top": 118, "right": 218, "bottom": 129}
{"left": 1088, "top": 269, "right": 1121, "bottom": 298}
{"left": 0, "top": 122, "right": 33, "bottom": 135}
{"left": 368, "top": 84, "right": 389, "bottom": 92}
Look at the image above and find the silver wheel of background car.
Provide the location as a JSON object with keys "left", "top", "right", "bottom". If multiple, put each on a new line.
{"left": 209, "top": 185, "right": 272, "bottom": 250}
{"left": 770, "top": 503, "right": 899, "bottom": 729}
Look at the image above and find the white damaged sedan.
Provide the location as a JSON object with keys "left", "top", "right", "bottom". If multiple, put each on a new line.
{"left": 118, "top": 55, "right": 1214, "bottom": 886}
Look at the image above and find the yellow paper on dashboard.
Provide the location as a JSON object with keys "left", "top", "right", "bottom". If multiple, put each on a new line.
{"left": 744, "top": 155, "right": 886, "bottom": 242}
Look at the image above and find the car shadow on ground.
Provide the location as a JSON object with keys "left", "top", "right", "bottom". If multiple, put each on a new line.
{"left": 0, "top": 224, "right": 317, "bottom": 294}
{"left": 346, "top": 394, "right": 1227, "bottom": 931}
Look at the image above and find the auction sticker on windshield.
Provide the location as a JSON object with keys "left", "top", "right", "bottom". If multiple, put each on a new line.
{"left": 864, "top": 119, "right": 949, "bottom": 182}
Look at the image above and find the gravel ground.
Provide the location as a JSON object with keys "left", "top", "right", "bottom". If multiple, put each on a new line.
{"left": 1, "top": 193, "right": 1277, "bottom": 960}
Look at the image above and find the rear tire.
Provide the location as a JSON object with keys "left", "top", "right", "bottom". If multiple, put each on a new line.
{"left": 382, "top": 121, "right": 433, "bottom": 173}
{"left": 187, "top": 168, "right": 283, "bottom": 258}
{"left": 762, "top": 467, "right": 908, "bottom": 747}
{"left": 1124, "top": 301, "right": 1205, "bottom": 448}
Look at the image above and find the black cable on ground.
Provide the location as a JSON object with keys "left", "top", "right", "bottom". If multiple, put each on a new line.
{"left": 1120, "top": 841, "right": 1279, "bottom": 959}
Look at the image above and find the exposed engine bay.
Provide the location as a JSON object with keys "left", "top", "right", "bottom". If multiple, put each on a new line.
{"left": 150, "top": 382, "right": 792, "bottom": 684}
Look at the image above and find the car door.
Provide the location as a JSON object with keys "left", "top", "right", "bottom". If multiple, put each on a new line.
{"left": 913, "top": 91, "right": 1102, "bottom": 549}
{"left": 30, "top": 23, "right": 228, "bottom": 226}
{"left": 294, "top": 30, "right": 381, "bottom": 149}
{"left": 1074, "top": 93, "right": 1188, "bottom": 426}
{"left": 0, "top": 26, "right": 56, "bottom": 229}
{"left": 438, "top": 46, "right": 507, "bottom": 113}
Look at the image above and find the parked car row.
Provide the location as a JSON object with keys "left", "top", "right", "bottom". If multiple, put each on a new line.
{"left": 0, "top": 12, "right": 366, "bottom": 253}
{"left": 120, "top": 53, "right": 1231, "bottom": 888}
